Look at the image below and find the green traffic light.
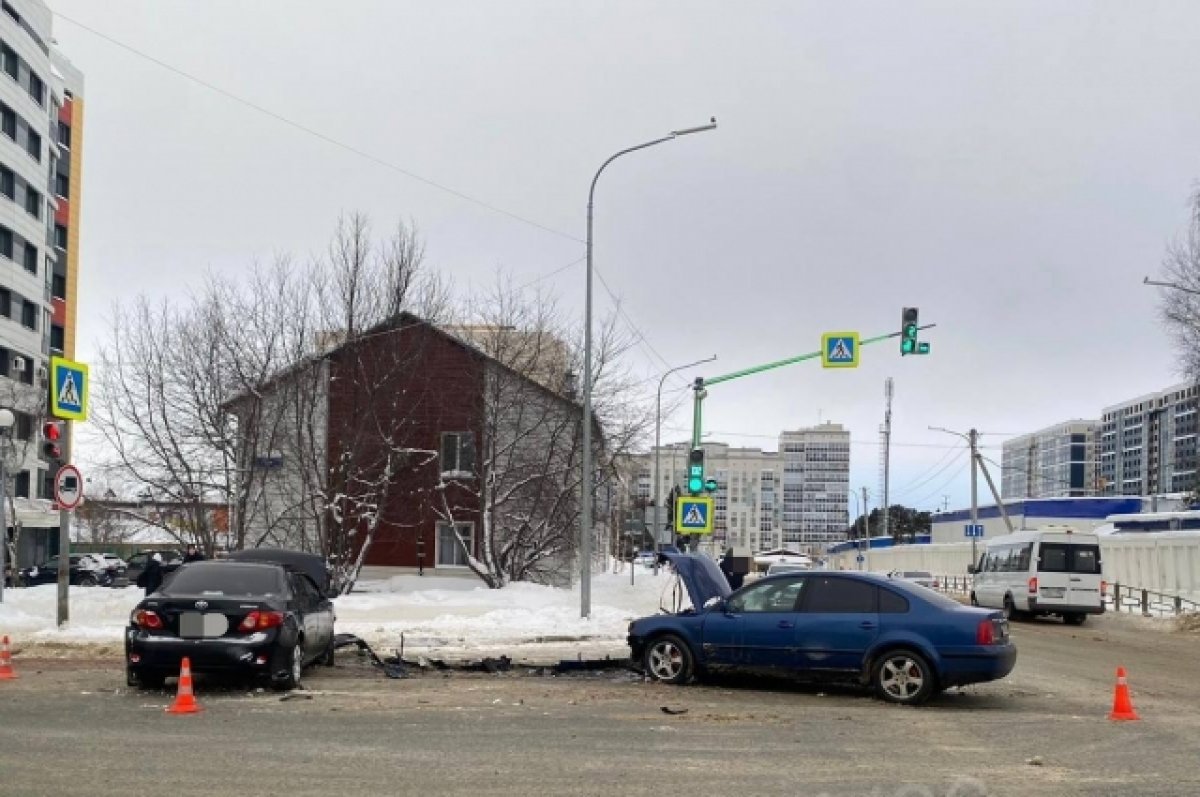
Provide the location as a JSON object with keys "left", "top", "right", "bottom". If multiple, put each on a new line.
{"left": 901, "top": 339, "right": 915, "bottom": 354}
{"left": 688, "top": 477, "right": 703, "bottom": 493}
{"left": 904, "top": 324, "right": 918, "bottom": 339}
{"left": 917, "top": 342, "right": 930, "bottom": 354}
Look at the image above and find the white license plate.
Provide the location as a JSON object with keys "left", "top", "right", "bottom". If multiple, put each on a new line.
{"left": 179, "top": 612, "right": 230, "bottom": 639}
{"left": 1041, "top": 587, "right": 1066, "bottom": 599}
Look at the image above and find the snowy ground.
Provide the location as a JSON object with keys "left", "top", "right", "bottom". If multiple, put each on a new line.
{"left": 0, "top": 565, "right": 686, "bottom": 662}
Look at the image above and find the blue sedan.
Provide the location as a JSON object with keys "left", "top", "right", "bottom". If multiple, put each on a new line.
{"left": 628, "top": 554, "right": 1016, "bottom": 704}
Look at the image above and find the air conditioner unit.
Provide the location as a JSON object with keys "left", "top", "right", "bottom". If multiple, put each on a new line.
{"left": 11, "top": 356, "right": 26, "bottom": 373}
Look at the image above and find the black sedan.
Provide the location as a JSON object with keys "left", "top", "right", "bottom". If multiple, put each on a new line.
{"left": 125, "top": 558, "right": 336, "bottom": 691}
{"left": 19, "top": 554, "right": 113, "bottom": 587}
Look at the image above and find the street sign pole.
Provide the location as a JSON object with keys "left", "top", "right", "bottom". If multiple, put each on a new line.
{"left": 57, "top": 423, "right": 71, "bottom": 627}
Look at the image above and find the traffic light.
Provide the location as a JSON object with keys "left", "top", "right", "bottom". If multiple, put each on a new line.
{"left": 687, "top": 448, "right": 705, "bottom": 495}
{"left": 41, "top": 421, "right": 62, "bottom": 461}
{"left": 901, "top": 307, "right": 919, "bottom": 355}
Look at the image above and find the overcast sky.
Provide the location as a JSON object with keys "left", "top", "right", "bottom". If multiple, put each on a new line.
{"left": 52, "top": 1, "right": 1200, "bottom": 511}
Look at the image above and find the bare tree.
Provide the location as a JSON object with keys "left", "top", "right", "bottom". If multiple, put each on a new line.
{"left": 435, "top": 277, "right": 654, "bottom": 587}
{"left": 1159, "top": 186, "right": 1200, "bottom": 379}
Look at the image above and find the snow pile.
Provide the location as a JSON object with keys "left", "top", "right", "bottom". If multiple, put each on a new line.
{"left": 0, "top": 566, "right": 683, "bottom": 658}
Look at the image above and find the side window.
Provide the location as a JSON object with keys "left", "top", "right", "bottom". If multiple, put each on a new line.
{"left": 802, "top": 577, "right": 877, "bottom": 613}
{"left": 878, "top": 588, "right": 909, "bottom": 614}
{"left": 440, "top": 432, "right": 476, "bottom": 475}
{"left": 1038, "top": 544, "right": 1069, "bottom": 572}
{"left": 290, "top": 574, "right": 318, "bottom": 608}
{"left": 727, "top": 577, "right": 805, "bottom": 613}
{"left": 1014, "top": 544, "right": 1032, "bottom": 571}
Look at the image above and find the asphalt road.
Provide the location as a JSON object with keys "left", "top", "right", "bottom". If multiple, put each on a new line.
{"left": 0, "top": 614, "right": 1197, "bottom": 797}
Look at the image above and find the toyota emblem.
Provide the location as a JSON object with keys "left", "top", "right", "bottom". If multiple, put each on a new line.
{"left": 194, "top": 600, "right": 209, "bottom": 610}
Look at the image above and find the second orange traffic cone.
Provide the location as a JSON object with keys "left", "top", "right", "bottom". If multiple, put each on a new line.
{"left": 0, "top": 635, "right": 17, "bottom": 680}
{"left": 1108, "top": 666, "right": 1140, "bottom": 721}
{"left": 165, "top": 657, "right": 203, "bottom": 714}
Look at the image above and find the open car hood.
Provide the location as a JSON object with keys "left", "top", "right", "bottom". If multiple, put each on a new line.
{"left": 660, "top": 552, "right": 731, "bottom": 610}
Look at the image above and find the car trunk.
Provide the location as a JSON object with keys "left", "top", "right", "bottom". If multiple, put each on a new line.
{"left": 150, "top": 596, "right": 277, "bottom": 639}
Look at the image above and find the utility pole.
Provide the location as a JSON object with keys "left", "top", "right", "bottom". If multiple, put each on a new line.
{"left": 880, "top": 378, "right": 893, "bottom": 541}
{"left": 969, "top": 428, "right": 979, "bottom": 569}
{"left": 861, "top": 486, "right": 870, "bottom": 571}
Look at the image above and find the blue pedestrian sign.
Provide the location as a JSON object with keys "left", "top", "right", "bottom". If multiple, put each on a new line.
{"left": 964, "top": 524, "right": 985, "bottom": 538}
{"left": 50, "top": 356, "right": 89, "bottom": 421}
{"left": 856, "top": 554, "right": 865, "bottom": 563}
{"left": 821, "top": 332, "right": 860, "bottom": 369}
{"left": 675, "top": 496, "right": 714, "bottom": 535}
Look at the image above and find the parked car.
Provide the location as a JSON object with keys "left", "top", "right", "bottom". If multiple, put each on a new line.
{"left": 888, "top": 570, "right": 939, "bottom": 590}
{"left": 125, "top": 553, "right": 336, "bottom": 691}
{"left": 19, "top": 554, "right": 113, "bottom": 587}
{"left": 766, "top": 562, "right": 811, "bottom": 577}
{"left": 969, "top": 530, "right": 1104, "bottom": 625}
{"left": 120, "top": 550, "right": 183, "bottom": 586}
{"left": 628, "top": 553, "right": 1017, "bottom": 705}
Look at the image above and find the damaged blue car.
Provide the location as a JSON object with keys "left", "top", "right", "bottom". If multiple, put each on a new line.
{"left": 627, "top": 553, "right": 1016, "bottom": 705}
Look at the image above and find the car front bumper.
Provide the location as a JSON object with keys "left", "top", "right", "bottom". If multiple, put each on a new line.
{"left": 939, "top": 644, "right": 1018, "bottom": 688}
{"left": 125, "top": 627, "right": 293, "bottom": 676}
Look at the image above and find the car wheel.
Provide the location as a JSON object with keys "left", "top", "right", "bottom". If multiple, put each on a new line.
{"left": 873, "top": 649, "right": 935, "bottom": 705}
{"left": 126, "top": 668, "right": 166, "bottom": 690}
{"left": 79, "top": 575, "right": 97, "bottom": 587}
{"left": 1063, "top": 613, "right": 1087, "bottom": 626}
{"left": 273, "top": 642, "right": 305, "bottom": 691}
{"left": 642, "top": 634, "right": 694, "bottom": 685}
{"left": 1002, "top": 595, "right": 1023, "bottom": 621}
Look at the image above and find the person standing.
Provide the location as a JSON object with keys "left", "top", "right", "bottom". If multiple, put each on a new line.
{"left": 136, "top": 552, "right": 164, "bottom": 596}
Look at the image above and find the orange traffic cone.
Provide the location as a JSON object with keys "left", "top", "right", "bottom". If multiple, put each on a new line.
{"left": 165, "top": 657, "right": 203, "bottom": 714}
{"left": 1108, "top": 666, "right": 1140, "bottom": 721}
{"left": 0, "top": 635, "right": 17, "bottom": 680}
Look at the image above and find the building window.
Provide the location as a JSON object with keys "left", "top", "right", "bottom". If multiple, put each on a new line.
{"left": 440, "top": 431, "right": 476, "bottom": 476}
{"left": 436, "top": 521, "right": 474, "bottom": 567}
{"left": 14, "top": 409, "right": 31, "bottom": 440}
{"left": 21, "top": 299, "right": 35, "bottom": 330}
{"left": 54, "top": 223, "right": 66, "bottom": 249}
{"left": 0, "top": 166, "right": 10, "bottom": 199}
{"left": 1, "top": 44, "right": 16, "bottom": 79}
{"left": 27, "top": 71, "right": 42, "bottom": 106}
{"left": 0, "top": 226, "right": 11, "bottom": 259}
{"left": 37, "top": 468, "right": 51, "bottom": 500}
{"left": 50, "top": 323, "right": 62, "bottom": 352}
{"left": 25, "top": 128, "right": 39, "bottom": 161}
{"left": 55, "top": 172, "right": 67, "bottom": 197}
{"left": 13, "top": 470, "right": 29, "bottom": 498}
{"left": 0, "top": 288, "right": 9, "bottom": 316}
{"left": 51, "top": 272, "right": 64, "bottom": 298}
{"left": 57, "top": 120, "right": 69, "bottom": 148}
{"left": 24, "top": 185, "right": 38, "bottom": 218}
{"left": 22, "top": 242, "right": 35, "bottom": 273}
{"left": 0, "top": 104, "right": 12, "bottom": 139}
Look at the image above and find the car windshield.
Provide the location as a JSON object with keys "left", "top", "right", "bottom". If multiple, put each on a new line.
{"left": 162, "top": 565, "right": 283, "bottom": 596}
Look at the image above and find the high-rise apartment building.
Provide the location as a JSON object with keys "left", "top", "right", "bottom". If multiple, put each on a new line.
{"left": 0, "top": 1, "right": 83, "bottom": 562}
{"left": 1001, "top": 420, "right": 1098, "bottom": 499}
{"left": 1098, "top": 383, "right": 1199, "bottom": 496}
{"left": 778, "top": 423, "right": 850, "bottom": 550}
{"left": 638, "top": 423, "right": 851, "bottom": 555}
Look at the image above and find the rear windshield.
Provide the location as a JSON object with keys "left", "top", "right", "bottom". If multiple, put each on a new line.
{"left": 1038, "top": 543, "right": 1102, "bottom": 575}
{"left": 163, "top": 565, "right": 284, "bottom": 596}
{"left": 902, "top": 571, "right": 932, "bottom": 578}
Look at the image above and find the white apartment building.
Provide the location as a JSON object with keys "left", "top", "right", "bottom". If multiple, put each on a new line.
{"left": 1001, "top": 420, "right": 1098, "bottom": 499}
{"left": 636, "top": 423, "right": 851, "bottom": 555}
{"left": 1098, "top": 382, "right": 1199, "bottom": 496}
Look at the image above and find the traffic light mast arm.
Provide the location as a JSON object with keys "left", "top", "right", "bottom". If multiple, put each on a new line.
{"left": 689, "top": 323, "right": 937, "bottom": 444}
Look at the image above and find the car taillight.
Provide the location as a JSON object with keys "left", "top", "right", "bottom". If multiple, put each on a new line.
{"left": 1101, "top": 580, "right": 1107, "bottom": 596}
{"left": 133, "top": 610, "right": 163, "bottom": 630}
{"left": 1028, "top": 577, "right": 1038, "bottom": 594}
{"left": 976, "top": 619, "right": 996, "bottom": 645}
{"left": 238, "top": 611, "right": 285, "bottom": 632}
{"left": 932, "top": 580, "right": 940, "bottom": 589}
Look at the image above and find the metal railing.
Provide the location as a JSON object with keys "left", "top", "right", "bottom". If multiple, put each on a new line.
{"left": 933, "top": 574, "right": 1199, "bottom": 618}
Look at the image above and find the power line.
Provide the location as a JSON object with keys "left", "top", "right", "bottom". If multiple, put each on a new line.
{"left": 911, "top": 461, "right": 970, "bottom": 508}
{"left": 54, "top": 11, "right": 585, "bottom": 246}
{"left": 893, "top": 449, "right": 968, "bottom": 499}
{"left": 892, "top": 443, "right": 960, "bottom": 493}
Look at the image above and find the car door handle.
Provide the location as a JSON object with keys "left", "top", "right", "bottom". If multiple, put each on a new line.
{"left": 859, "top": 622, "right": 877, "bottom": 630}
{"left": 777, "top": 621, "right": 795, "bottom": 629}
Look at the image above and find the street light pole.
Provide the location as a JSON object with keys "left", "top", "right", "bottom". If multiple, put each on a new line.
{"left": 653, "top": 355, "right": 716, "bottom": 575}
{"left": 0, "top": 408, "right": 12, "bottom": 602}
{"left": 581, "top": 119, "right": 717, "bottom": 619}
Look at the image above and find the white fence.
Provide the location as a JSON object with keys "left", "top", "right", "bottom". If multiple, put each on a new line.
{"left": 829, "top": 533, "right": 1200, "bottom": 601}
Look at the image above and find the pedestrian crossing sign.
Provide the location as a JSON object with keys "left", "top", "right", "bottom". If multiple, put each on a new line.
{"left": 50, "top": 356, "right": 89, "bottom": 421}
{"left": 821, "top": 332, "right": 859, "bottom": 369}
{"left": 675, "top": 496, "right": 714, "bottom": 535}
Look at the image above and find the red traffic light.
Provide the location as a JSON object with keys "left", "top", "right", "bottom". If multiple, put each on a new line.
{"left": 43, "top": 422, "right": 61, "bottom": 441}
{"left": 42, "top": 421, "right": 63, "bottom": 460}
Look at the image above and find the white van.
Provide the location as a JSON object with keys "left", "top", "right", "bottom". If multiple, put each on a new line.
{"left": 969, "top": 529, "right": 1105, "bottom": 625}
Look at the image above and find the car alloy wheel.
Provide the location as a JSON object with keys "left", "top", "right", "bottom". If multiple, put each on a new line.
{"left": 643, "top": 635, "right": 693, "bottom": 685}
{"left": 875, "top": 650, "right": 933, "bottom": 705}
{"left": 291, "top": 643, "right": 303, "bottom": 685}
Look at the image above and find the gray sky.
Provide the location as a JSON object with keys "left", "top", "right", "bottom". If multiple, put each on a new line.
{"left": 53, "top": 1, "right": 1200, "bottom": 511}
